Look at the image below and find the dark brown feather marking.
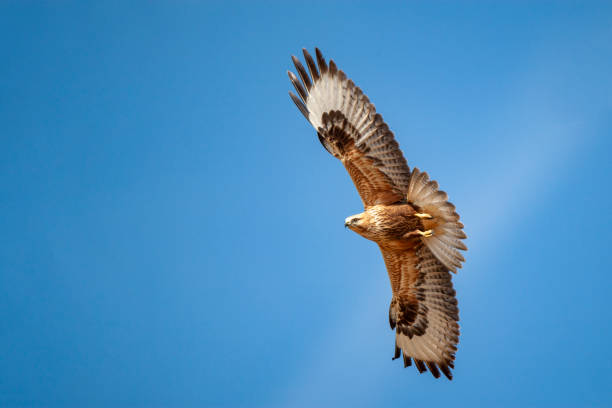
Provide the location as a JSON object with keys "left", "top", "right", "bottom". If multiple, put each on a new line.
{"left": 315, "top": 48, "right": 328, "bottom": 74}
{"left": 302, "top": 48, "right": 319, "bottom": 81}
{"left": 329, "top": 59, "right": 338, "bottom": 76}
{"left": 414, "top": 359, "right": 427, "bottom": 374}
{"left": 439, "top": 364, "right": 453, "bottom": 380}
{"left": 426, "top": 362, "right": 441, "bottom": 379}
{"left": 292, "top": 55, "right": 312, "bottom": 91}
{"left": 288, "top": 71, "right": 307, "bottom": 103}
{"left": 389, "top": 304, "right": 396, "bottom": 330}
{"left": 393, "top": 342, "right": 401, "bottom": 360}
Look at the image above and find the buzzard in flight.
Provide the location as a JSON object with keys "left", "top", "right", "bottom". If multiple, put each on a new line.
{"left": 288, "top": 48, "right": 467, "bottom": 380}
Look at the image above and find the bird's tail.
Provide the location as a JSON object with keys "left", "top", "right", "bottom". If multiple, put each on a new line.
{"left": 406, "top": 168, "right": 467, "bottom": 272}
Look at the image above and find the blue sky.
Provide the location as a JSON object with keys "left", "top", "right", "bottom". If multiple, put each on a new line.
{"left": 1, "top": 1, "right": 611, "bottom": 407}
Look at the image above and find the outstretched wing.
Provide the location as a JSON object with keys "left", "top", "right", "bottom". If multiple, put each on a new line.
{"left": 288, "top": 48, "right": 411, "bottom": 207}
{"left": 381, "top": 243, "right": 459, "bottom": 380}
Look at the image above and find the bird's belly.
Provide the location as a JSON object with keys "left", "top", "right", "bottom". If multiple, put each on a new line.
{"left": 380, "top": 238, "right": 417, "bottom": 251}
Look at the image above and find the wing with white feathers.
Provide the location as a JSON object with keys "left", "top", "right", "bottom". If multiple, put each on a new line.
{"left": 288, "top": 48, "right": 412, "bottom": 207}
{"left": 381, "top": 243, "right": 459, "bottom": 380}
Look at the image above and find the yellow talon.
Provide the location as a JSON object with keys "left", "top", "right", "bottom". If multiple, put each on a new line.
{"left": 415, "top": 213, "right": 433, "bottom": 219}
{"left": 419, "top": 229, "right": 434, "bottom": 238}
{"left": 404, "top": 229, "right": 434, "bottom": 239}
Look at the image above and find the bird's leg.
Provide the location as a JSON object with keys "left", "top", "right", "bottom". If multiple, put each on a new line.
{"left": 403, "top": 229, "right": 434, "bottom": 239}
{"left": 414, "top": 213, "right": 433, "bottom": 219}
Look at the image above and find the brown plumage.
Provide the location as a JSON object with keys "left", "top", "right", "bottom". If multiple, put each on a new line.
{"left": 288, "top": 48, "right": 467, "bottom": 380}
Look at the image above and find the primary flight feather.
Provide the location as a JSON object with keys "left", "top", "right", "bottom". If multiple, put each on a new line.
{"left": 288, "top": 48, "right": 467, "bottom": 380}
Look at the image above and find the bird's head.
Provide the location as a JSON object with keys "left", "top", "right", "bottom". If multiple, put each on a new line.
{"left": 344, "top": 213, "right": 366, "bottom": 232}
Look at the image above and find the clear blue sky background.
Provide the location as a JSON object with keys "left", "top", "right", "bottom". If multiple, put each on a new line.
{"left": 2, "top": 1, "right": 611, "bottom": 407}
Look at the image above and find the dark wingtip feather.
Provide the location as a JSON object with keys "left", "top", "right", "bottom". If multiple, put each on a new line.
{"left": 414, "top": 359, "right": 427, "bottom": 374}
{"left": 302, "top": 48, "right": 320, "bottom": 81}
{"left": 315, "top": 48, "right": 328, "bottom": 74}
{"left": 292, "top": 55, "right": 312, "bottom": 91}
{"left": 287, "top": 70, "right": 308, "bottom": 103}
{"left": 426, "top": 362, "right": 441, "bottom": 379}
{"left": 403, "top": 354, "right": 412, "bottom": 368}
{"left": 393, "top": 343, "right": 401, "bottom": 360}
{"left": 439, "top": 364, "right": 453, "bottom": 380}
{"left": 329, "top": 59, "right": 338, "bottom": 76}
{"left": 289, "top": 91, "right": 309, "bottom": 119}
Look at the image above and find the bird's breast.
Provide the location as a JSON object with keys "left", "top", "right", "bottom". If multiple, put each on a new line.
{"left": 363, "top": 204, "right": 422, "bottom": 244}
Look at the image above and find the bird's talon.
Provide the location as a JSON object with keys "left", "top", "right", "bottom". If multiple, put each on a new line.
{"left": 403, "top": 229, "right": 434, "bottom": 239}
{"left": 415, "top": 213, "right": 433, "bottom": 219}
{"left": 419, "top": 229, "right": 434, "bottom": 238}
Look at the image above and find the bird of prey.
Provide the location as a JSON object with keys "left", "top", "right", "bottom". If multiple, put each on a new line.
{"left": 288, "top": 48, "right": 467, "bottom": 380}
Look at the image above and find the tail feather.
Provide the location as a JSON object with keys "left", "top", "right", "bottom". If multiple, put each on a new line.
{"left": 407, "top": 167, "right": 467, "bottom": 272}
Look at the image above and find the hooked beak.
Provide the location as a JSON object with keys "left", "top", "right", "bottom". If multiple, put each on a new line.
{"left": 344, "top": 215, "right": 359, "bottom": 229}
